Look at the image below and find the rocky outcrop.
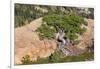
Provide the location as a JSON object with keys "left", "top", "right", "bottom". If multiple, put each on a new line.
{"left": 14, "top": 18, "right": 57, "bottom": 64}
{"left": 14, "top": 18, "right": 94, "bottom": 64}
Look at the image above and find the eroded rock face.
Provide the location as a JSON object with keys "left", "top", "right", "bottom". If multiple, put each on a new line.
{"left": 14, "top": 18, "right": 57, "bottom": 64}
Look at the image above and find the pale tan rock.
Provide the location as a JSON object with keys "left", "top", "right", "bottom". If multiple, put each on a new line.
{"left": 14, "top": 18, "right": 57, "bottom": 64}
{"left": 76, "top": 19, "right": 94, "bottom": 50}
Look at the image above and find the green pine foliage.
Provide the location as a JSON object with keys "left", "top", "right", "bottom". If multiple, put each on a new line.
{"left": 37, "top": 14, "right": 86, "bottom": 41}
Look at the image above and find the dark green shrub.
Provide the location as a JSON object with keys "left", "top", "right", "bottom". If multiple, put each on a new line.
{"left": 48, "top": 49, "right": 65, "bottom": 63}
{"left": 21, "top": 55, "right": 33, "bottom": 65}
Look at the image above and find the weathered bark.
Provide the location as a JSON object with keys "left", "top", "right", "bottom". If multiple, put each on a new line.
{"left": 56, "top": 29, "right": 70, "bottom": 55}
